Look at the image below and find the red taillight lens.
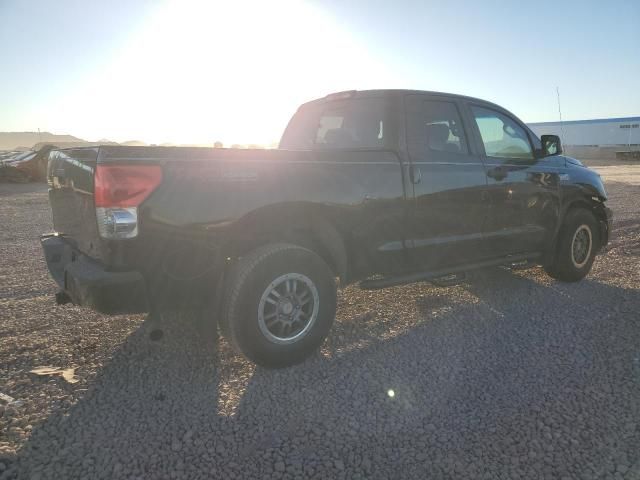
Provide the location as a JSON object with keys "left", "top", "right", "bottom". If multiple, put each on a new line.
{"left": 94, "top": 165, "right": 162, "bottom": 207}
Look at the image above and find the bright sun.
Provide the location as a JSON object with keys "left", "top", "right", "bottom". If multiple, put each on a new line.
{"left": 51, "top": 0, "right": 393, "bottom": 147}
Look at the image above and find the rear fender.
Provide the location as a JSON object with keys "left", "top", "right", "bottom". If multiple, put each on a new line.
{"left": 223, "top": 202, "right": 349, "bottom": 284}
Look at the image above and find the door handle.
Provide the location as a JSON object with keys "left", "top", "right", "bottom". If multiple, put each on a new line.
{"left": 487, "top": 166, "right": 507, "bottom": 181}
{"left": 410, "top": 165, "right": 422, "bottom": 184}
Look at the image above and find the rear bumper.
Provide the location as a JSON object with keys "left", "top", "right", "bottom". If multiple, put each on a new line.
{"left": 41, "top": 234, "right": 148, "bottom": 314}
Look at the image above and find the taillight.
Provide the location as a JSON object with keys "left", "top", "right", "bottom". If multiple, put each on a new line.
{"left": 94, "top": 165, "right": 162, "bottom": 239}
{"left": 95, "top": 165, "right": 162, "bottom": 207}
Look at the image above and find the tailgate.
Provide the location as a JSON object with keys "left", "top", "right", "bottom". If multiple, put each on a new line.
{"left": 47, "top": 148, "right": 105, "bottom": 260}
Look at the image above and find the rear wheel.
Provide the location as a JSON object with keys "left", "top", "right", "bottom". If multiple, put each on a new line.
{"left": 545, "top": 208, "right": 600, "bottom": 282}
{"left": 221, "top": 243, "right": 337, "bottom": 368}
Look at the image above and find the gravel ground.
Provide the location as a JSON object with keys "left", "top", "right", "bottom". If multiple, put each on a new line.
{"left": 1, "top": 164, "right": 639, "bottom": 479}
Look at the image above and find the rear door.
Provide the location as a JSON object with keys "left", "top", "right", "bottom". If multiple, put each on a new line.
{"left": 466, "top": 104, "right": 561, "bottom": 257}
{"left": 404, "top": 94, "right": 489, "bottom": 271}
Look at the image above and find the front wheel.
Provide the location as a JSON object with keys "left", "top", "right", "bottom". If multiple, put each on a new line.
{"left": 221, "top": 243, "right": 337, "bottom": 368}
{"left": 545, "top": 208, "right": 600, "bottom": 282}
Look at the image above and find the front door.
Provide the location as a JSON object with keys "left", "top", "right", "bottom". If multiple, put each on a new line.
{"left": 467, "top": 104, "right": 561, "bottom": 257}
{"left": 404, "top": 95, "right": 489, "bottom": 271}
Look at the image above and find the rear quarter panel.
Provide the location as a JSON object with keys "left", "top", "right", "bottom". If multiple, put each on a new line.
{"left": 137, "top": 148, "right": 408, "bottom": 280}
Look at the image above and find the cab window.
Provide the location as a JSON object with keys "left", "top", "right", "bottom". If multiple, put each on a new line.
{"left": 407, "top": 100, "right": 469, "bottom": 158}
{"left": 471, "top": 106, "right": 533, "bottom": 160}
{"left": 280, "top": 98, "right": 390, "bottom": 150}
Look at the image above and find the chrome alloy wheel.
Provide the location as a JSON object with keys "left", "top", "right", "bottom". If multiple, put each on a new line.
{"left": 257, "top": 273, "right": 320, "bottom": 344}
{"left": 571, "top": 224, "right": 592, "bottom": 269}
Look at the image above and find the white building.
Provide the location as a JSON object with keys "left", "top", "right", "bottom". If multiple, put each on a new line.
{"left": 528, "top": 117, "right": 640, "bottom": 147}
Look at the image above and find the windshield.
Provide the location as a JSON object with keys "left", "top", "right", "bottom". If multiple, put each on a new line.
{"left": 279, "top": 97, "right": 394, "bottom": 150}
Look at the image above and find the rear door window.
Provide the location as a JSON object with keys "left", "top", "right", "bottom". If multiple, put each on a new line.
{"left": 407, "top": 100, "right": 469, "bottom": 159}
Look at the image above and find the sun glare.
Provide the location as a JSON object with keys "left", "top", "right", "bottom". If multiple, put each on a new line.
{"left": 49, "top": 0, "right": 393, "bottom": 146}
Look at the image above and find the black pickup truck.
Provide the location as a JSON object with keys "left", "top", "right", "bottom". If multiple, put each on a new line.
{"left": 42, "top": 89, "right": 612, "bottom": 367}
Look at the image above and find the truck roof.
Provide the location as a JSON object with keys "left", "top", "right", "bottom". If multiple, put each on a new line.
{"left": 302, "top": 89, "right": 505, "bottom": 111}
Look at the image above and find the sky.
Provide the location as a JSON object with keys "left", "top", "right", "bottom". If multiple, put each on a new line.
{"left": 1, "top": 0, "right": 638, "bottom": 146}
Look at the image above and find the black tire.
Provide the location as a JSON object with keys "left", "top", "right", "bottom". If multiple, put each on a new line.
{"left": 222, "top": 243, "right": 337, "bottom": 368}
{"left": 544, "top": 208, "right": 600, "bottom": 282}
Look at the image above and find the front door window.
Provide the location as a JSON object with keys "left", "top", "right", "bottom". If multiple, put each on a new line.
{"left": 472, "top": 106, "right": 533, "bottom": 160}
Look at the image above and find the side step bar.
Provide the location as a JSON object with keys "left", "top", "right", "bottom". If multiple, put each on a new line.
{"left": 359, "top": 253, "right": 541, "bottom": 290}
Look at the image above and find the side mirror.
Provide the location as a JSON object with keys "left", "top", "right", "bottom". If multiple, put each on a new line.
{"left": 541, "top": 134, "right": 562, "bottom": 156}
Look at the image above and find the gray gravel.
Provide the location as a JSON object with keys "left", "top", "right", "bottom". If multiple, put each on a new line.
{"left": 1, "top": 163, "right": 640, "bottom": 479}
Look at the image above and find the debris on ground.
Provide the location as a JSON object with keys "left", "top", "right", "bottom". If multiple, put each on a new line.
{"left": 29, "top": 367, "right": 79, "bottom": 384}
{"left": 0, "top": 145, "right": 55, "bottom": 183}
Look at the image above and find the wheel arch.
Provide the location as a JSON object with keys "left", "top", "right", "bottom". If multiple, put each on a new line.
{"left": 546, "top": 193, "right": 606, "bottom": 265}
{"left": 561, "top": 194, "right": 609, "bottom": 230}
{"left": 221, "top": 202, "right": 350, "bottom": 285}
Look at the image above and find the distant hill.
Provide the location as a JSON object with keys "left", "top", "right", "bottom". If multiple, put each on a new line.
{"left": 0, "top": 132, "right": 266, "bottom": 151}
{"left": 0, "top": 132, "right": 86, "bottom": 150}
{"left": 0, "top": 132, "right": 153, "bottom": 151}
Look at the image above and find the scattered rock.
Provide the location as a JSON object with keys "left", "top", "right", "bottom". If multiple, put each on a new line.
{"left": 2, "top": 178, "right": 640, "bottom": 479}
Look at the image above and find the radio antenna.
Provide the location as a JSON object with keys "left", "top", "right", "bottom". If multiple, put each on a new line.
{"left": 556, "top": 86, "right": 566, "bottom": 140}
